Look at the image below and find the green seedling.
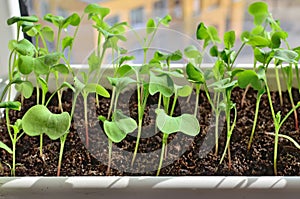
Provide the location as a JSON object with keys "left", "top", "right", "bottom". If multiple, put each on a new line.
{"left": 237, "top": 67, "right": 266, "bottom": 150}
{"left": 76, "top": 72, "right": 110, "bottom": 148}
{"left": 0, "top": 102, "right": 22, "bottom": 176}
{"left": 155, "top": 107, "right": 199, "bottom": 176}
{"left": 22, "top": 105, "right": 71, "bottom": 176}
{"left": 99, "top": 73, "right": 136, "bottom": 175}
{"left": 43, "top": 12, "right": 81, "bottom": 111}
{"left": 129, "top": 15, "right": 173, "bottom": 166}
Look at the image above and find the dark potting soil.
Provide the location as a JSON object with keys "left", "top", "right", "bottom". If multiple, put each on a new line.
{"left": 1, "top": 87, "right": 300, "bottom": 176}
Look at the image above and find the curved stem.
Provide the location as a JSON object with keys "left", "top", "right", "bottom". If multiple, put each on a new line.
{"left": 157, "top": 133, "right": 168, "bottom": 176}
{"left": 248, "top": 93, "right": 263, "bottom": 150}
{"left": 275, "top": 65, "right": 283, "bottom": 106}
{"left": 57, "top": 133, "right": 67, "bottom": 176}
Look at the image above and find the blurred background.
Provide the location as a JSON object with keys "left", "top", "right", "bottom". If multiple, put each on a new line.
{"left": 21, "top": 0, "right": 300, "bottom": 64}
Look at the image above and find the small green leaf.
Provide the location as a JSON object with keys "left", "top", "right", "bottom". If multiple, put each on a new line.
{"left": 41, "top": 26, "right": 54, "bottom": 42}
{"left": 159, "top": 15, "right": 172, "bottom": 27}
{"left": 207, "top": 26, "right": 221, "bottom": 43}
{"left": 254, "top": 48, "right": 270, "bottom": 64}
{"left": 0, "top": 101, "right": 21, "bottom": 111}
{"left": 246, "top": 35, "right": 270, "bottom": 47}
{"left": 186, "top": 63, "right": 205, "bottom": 84}
{"left": 62, "top": 36, "right": 73, "bottom": 51}
{"left": 149, "top": 72, "right": 174, "bottom": 97}
{"left": 7, "top": 15, "right": 38, "bottom": 25}
{"left": 146, "top": 18, "right": 156, "bottom": 34}
{"left": 51, "top": 64, "right": 69, "bottom": 74}
{"left": 271, "top": 31, "right": 288, "bottom": 48}
{"left": 118, "top": 56, "right": 135, "bottom": 66}
{"left": 248, "top": 2, "right": 269, "bottom": 25}
{"left": 38, "top": 77, "right": 48, "bottom": 95}
{"left": 13, "top": 39, "right": 36, "bottom": 56}
{"left": 155, "top": 109, "right": 200, "bottom": 136}
{"left": 176, "top": 85, "right": 192, "bottom": 97}
{"left": 43, "top": 52, "right": 62, "bottom": 66}
{"left": 0, "top": 141, "right": 12, "bottom": 154}
{"left": 63, "top": 13, "right": 81, "bottom": 28}
{"left": 88, "top": 53, "right": 100, "bottom": 73}
{"left": 273, "top": 49, "right": 298, "bottom": 63}
{"left": 103, "top": 110, "right": 137, "bottom": 143}
{"left": 22, "top": 105, "right": 71, "bottom": 139}
{"left": 18, "top": 55, "right": 34, "bottom": 75}
{"left": 210, "top": 45, "right": 219, "bottom": 57}
{"left": 237, "top": 70, "right": 263, "bottom": 91}
{"left": 15, "top": 81, "right": 34, "bottom": 99}
{"left": 184, "top": 45, "right": 200, "bottom": 59}
{"left": 107, "top": 77, "right": 136, "bottom": 94}
{"left": 116, "top": 64, "right": 135, "bottom": 77}
{"left": 96, "top": 84, "right": 110, "bottom": 98}
{"left": 224, "top": 31, "right": 236, "bottom": 49}
{"left": 196, "top": 22, "right": 209, "bottom": 40}
{"left": 84, "top": 4, "right": 110, "bottom": 19}
{"left": 34, "top": 58, "right": 50, "bottom": 75}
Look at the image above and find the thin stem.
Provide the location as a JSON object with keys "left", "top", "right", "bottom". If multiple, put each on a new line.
{"left": 194, "top": 85, "right": 201, "bottom": 117}
{"left": 156, "top": 133, "right": 168, "bottom": 176}
{"left": 214, "top": 112, "right": 220, "bottom": 156}
{"left": 275, "top": 65, "right": 283, "bottom": 106}
{"left": 11, "top": 136, "right": 16, "bottom": 176}
{"left": 287, "top": 88, "right": 298, "bottom": 130}
{"left": 106, "top": 139, "right": 112, "bottom": 175}
{"left": 39, "top": 134, "right": 43, "bottom": 157}
{"left": 83, "top": 92, "right": 89, "bottom": 148}
{"left": 57, "top": 133, "right": 67, "bottom": 176}
{"left": 248, "top": 93, "right": 263, "bottom": 150}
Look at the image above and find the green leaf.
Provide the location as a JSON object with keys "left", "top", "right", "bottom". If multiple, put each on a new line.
{"left": 176, "top": 85, "right": 192, "bottom": 97}
{"left": 51, "top": 64, "right": 69, "bottom": 74}
{"left": 107, "top": 77, "right": 136, "bottom": 94}
{"left": 246, "top": 35, "right": 270, "bottom": 47}
{"left": 248, "top": 2, "right": 269, "bottom": 25}
{"left": 62, "top": 36, "right": 74, "bottom": 51}
{"left": 116, "top": 64, "right": 135, "bottom": 77}
{"left": 88, "top": 53, "right": 100, "bottom": 73}
{"left": 207, "top": 26, "right": 221, "bottom": 43}
{"left": 186, "top": 63, "right": 205, "bottom": 84}
{"left": 273, "top": 49, "right": 298, "bottom": 63}
{"left": 84, "top": 4, "right": 110, "bottom": 19}
{"left": 237, "top": 70, "right": 263, "bottom": 91}
{"left": 15, "top": 81, "right": 34, "bottom": 99}
{"left": 196, "top": 22, "right": 209, "bottom": 40}
{"left": 74, "top": 77, "right": 85, "bottom": 92}
{"left": 22, "top": 105, "right": 71, "bottom": 139}
{"left": 254, "top": 48, "right": 270, "bottom": 64}
{"left": 34, "top": 58, "right": 50, "bottom": 75}
{"left": 224, "top": 31, "right": 236, "bottom": 49}
{"left": 18, "top": 55, "right": 34, "bottom": 75}
{"left": 271, "top": 31, "right": 288, "bottom": 48}
{"left": 96, "top": 84, "right": 110, "bottom": 98}
{"left": 43, "top": 52, "right": 62, "bottom": 66}
{"left": 103, "top": 110, "right": 137, "bottom": 143}
{"left": 210, "top": 45, "right": 219, "bottom": 57}
{"left": 118, "top": 56, "right": 135, "bottom": 66}
{"left": 184, "top": 45, "right": 200, "bottom": 59}
{"left": 38, "top": 77, "right": 48, "bottom": 95}
{"left": 212, "top": 60, "right": 225, "bottom": 80}
{"left": 41, "top": 26, "right": 54, "bottom": 42}
{"left": 0, "top": 101, "right": 21, "bottom": 111}
{"left": 0, "top": 141, "right": 12, "bottom": 154}
{"left": 146, "top": 18, "right": 156, "bottom": 34}
{"left": 13, "top": 39, "right": 36, "bottom": 56}
{"left": 63, "top": 13, "right": 81, "bottom": 28}
{"left": 159, "top": 15, "right": 172, "bottom": 27}
{"left": 149, "top": 72, "right": 174, "bottom": 97}
{"left": 7, "top": 15, "right": 38, "bottom": 25}
{"left": 155, "top": 109, "right": 200, "bottom": 136}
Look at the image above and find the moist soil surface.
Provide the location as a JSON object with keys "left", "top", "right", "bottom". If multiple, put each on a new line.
{"left": 1, "top": 87, "right": 300, "bottom": 176}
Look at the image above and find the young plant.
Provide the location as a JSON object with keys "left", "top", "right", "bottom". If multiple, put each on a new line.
{"left": 99, "top": 62, "right": 137, "bottom": 174}
{"left": 0, "top": 102, "right": 22, "bottom": 176}
{"left": 148, "top": 66, "right": 197, "bottom": 175}
{"left": 129, "top": 15, "right": 173, "bottom": 166}
{"left": 237, "top": 67, "right": 266, "bottom": 150}
{"left": 21, "top": 105, "right": 71, "bottom": 176}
